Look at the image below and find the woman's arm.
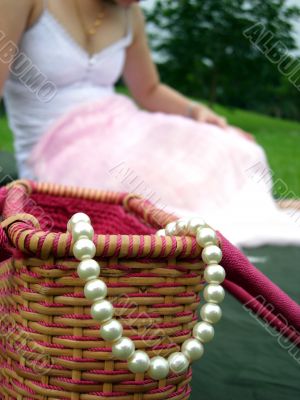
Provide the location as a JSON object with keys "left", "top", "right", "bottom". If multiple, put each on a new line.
{"left": 0, "top": 0, "right": 34, "bottom": 96}
{"left": 122, "top": 5, "right": 227, "bottom": 128}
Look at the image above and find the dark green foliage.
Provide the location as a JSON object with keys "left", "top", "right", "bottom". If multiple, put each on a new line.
{"left": 145, "top": 0, "right": 300, "bottom": 120}
{"left": 0, "top": 100, "right": 5, "bottom": 117}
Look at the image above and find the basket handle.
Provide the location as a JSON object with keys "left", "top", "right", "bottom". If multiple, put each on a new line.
{"left": 123, "top": 193, "right": 177, "bottom": 228}
{"left": 0, "top": 182, "right": 40, "bottom": 249}
{"left": 2, "top": 180, "right": 35, "bottom": 218}
{"left": 220, "top": 233, "right": 300, "bottom": 346}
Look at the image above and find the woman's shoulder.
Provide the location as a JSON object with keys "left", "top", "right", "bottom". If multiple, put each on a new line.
{"left": 109, "top": 3, "right": 145, "bottom": 42}
{"left": 130, "top": 3, "right": 145, "bottom": 21}
{"left": 129, "top": 3, "right": 146, "bottom": 35}
{"left": 27, "top": 0, "right": 45, "bottom": 30}
{"left": 0, "top": 0, "right": 38, "bottom": 30}
{"left": 112, "top": 3, "right": 145, "bottom": 25}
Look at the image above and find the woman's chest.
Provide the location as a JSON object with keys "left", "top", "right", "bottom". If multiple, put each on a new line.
{"left": 12, "top": 12, "right": 131, "bottom": 88}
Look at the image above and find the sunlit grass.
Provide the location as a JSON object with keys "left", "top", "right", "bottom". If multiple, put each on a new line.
{"left": 0, "top": 115, "right": 13, "bottom": 152}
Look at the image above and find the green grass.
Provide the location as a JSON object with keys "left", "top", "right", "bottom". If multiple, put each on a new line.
{"left": 212, "top": 104, "right": 300, "bottom": 198}
{"left": 1, "top": 100, "right": 300, "bottom": 197}
{"left": 0, "top": 114, "right": 14, "bottom": 152}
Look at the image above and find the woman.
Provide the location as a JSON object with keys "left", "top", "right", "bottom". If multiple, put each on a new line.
{"left": 0, "top": 0, "right": 299, "bottom": 246}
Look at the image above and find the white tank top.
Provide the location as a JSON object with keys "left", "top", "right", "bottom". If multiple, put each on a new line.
{"left": 3, "top": 1, "right": 133, "bottom": 179}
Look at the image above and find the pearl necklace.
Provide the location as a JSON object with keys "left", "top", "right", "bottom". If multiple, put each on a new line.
{"left": 68, "top": 214, "right": 226, "bottom": 380}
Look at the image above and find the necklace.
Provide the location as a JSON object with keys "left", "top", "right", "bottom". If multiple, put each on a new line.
{"left": 74, "top": 0, "right": 105, "bottom": 37}
{"left": 69, "top": 214, "right": 226, "bottom": 379}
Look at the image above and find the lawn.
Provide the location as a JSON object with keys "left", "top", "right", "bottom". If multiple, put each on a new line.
{"left": 0, "top": 113, "right": 13, "bottom": 152}
{"left": 1, "top": 100, "right": 300, "bottom": 198}
{"left": 214, "top": 104, "right": 300, "bottom": 199}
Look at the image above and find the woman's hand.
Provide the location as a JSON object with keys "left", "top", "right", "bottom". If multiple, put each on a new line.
{"left": 232, "top": 126, "right": 256, "bottom": 142}
{"left": 192, "top": 104, "right": 256, "bottom": 141}
{"left": 191, "top": 103, "right": 228, "bottom": 129}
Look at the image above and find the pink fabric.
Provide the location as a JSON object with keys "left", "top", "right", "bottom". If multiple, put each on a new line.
{"left": 224, "top": 279, "right": 300, "bottom": 347}
{"left": 220, "top": 233, "right": 300, "bottom": 346}
{"left": 29, "top": 94, "right": 300, "bottom": 247}
{"left": 0, "top": 225, "right": 7, "bottom": 247}
{"left": 0, "top": 187, "right": 9, "bottom": 257}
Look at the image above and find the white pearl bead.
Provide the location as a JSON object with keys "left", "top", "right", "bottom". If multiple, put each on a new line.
{"left": 168, "top": 352, "right": 189, "bottom": 374}
{"left": 181, "top": 338, "right": 204, "bottom": 362}
{"left": 128, "top": 350, "right": 150, "bottom": 374}
{"left": 175, "top": 218, "right": 189, "bottom": 234}
{"left": 202, "top": 245, "right": 222, "bottom": 264}
{"left": 200, "top": 303, "right": 222, "bottom": 324}
{"left": 100, "top": 319, "right": 123, "bottom": 342}
{"left": 165, "top": 222, "right": 177, "bottom": 235}
{"left": 72, "top": 221, "right": 94, "bottom": 241}
{"left": 112, "top": 337, "right": 135, "bottom": 360}
{"left": 188, "top": 217, "right": 207, "bottom": 234}
{"left": 84, "top": 279, "right": 107, "bottom": 301}
{"left": 77, "top": 259, "right": 100, "bottom": 280}
{"left": 193, "top": 321, "right": 215, "bottom": 343}
{"left": 148, "top": 356, "right": 170, "bottom": 380}
{"left": 73, "top": 238, "right": 96, "bottom": 260}
{"left": 91, "top": 299, "right": 114, "bottom": 322}
{"left": 203, "top": 284, "right": 225, "bottom": 304}
{"left": 156, "top": 229, "right": 166, "bottom": 237}
{"left": 204, "top": 264, "right": 226, "bottom": 284}
{"left": 68, "top": 213, "right": 91, "bottom": 232}
{"left": 196, "top": 227, "right": 217, "bottom": 247}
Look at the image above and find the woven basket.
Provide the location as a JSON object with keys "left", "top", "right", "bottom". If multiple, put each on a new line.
{"left": 0, "top": 180, "right": 208, "bottom": 400}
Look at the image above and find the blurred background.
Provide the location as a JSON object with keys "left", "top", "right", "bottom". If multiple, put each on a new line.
{"left": 1, "top": 0, "right": 300, "bottom": 197}
{"left": 142, "top": 0, "right": 300, "bottom": 200}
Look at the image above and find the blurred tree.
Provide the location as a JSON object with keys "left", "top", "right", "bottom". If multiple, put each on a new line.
{"left": 145, "top": 0, "right": 300, "bottom": 120}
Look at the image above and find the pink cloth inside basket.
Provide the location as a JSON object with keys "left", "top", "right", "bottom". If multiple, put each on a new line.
{"left": 24, "top": 192, "right": 157, "bottom": 234}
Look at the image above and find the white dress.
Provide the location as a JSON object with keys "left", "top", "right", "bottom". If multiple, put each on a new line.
{"left": 4, "top": 2, "right": 133, "bottom": 179}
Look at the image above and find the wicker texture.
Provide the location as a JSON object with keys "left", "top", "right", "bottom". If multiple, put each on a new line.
{"left": 0, "top": 181, "right": 205, "bottom": 400}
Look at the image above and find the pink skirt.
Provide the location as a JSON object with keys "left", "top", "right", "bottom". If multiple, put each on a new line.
{"left": 30, "top": 94, "right": 300, "bottom": 247}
